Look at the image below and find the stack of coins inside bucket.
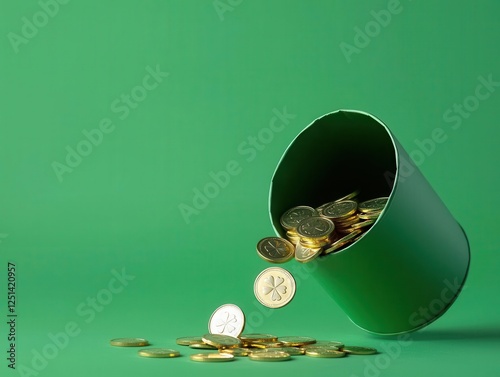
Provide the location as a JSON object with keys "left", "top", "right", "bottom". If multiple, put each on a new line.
{"left": 259, "top": 190, "right": 389, "bottom": 264}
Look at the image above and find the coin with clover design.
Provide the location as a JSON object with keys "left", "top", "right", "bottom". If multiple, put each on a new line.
{"left": 208, "top": 304, "right": 245, "bottom": 338}
{"left": 254, "top": 267, "right": 296, "bottom": 309}
{"left": 296, "top": 216, "right": 334, "bottom": 239}
{"left": 256, "top": 237, "right": 295, "bottom": 263}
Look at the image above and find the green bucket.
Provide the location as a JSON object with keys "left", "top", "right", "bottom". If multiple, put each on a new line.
{"left": 269, "top": 110, "right": 470, "bottom": 335}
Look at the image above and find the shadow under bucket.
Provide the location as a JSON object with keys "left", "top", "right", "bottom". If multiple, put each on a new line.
{"left": 268, "top": 110, "right": 470, "bottom": 335}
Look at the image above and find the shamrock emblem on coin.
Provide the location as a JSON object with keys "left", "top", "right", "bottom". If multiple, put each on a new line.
{"left": 262, "top": 275, "right": 287, "bottom": 301}
{"left": 215, "top": 311, "right": 238, "bottom": 335}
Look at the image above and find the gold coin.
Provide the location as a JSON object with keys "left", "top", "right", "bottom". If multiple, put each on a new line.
{"left": 249, "top": 341, "right": 283, "bottom": 349}
{"left": 190, "top": 343, "right": 218, "bottom": 349}
{"left": 256, "top": 237, "right": 295, "bottom": 263}
{"left": 278, "top": 336, "right": 316, "bottom": 346}
{"left": 323, "top": 230, "right": 362, "bottom": 255}
{"left": 316, "top": 201, "right": 335, "bottom": 216}
{"left": 305, "top": 349, "right": 346, "bottom": 358}
{"left": 239, "top": 333, "right": 278, "bottom": 343}
{"left": 300, "top": 234, "right": 332, "bottom": 245}
{"left": 342, "top": 346, "right": 378, "bottom": 355}
{"left": 280, "top": 206, "right": 318, "bottom": 230}
{"left": 351, "top": 219, "right": 375, "bottom": 229}
{"left": 358, "top": 211, "right": 381, "bottom": 220}
{"left": 110, "top": 338, "right": 149, "bottom": 347}
{"left": 305, "top": 340, "right": 344, "bottom": 349}
{"left": 254, "top": 267, "right": 296, "bottom": 309}
{"left": 296, "top": 217, "right": 334, "bottom": 239}
{"left": 295, "top": 242, "right": 322, "bottom": 263}
{"left": 138, "top": 348, "right": 180, "bottom": 358}
{"left": 263, "top": 347, "right": 304, "bottom": 355}
{"left": 208, "top": 303, "right": 245, "bottom": 338}
{"left": 190, "top": 353, "right": 235, "bottom": 362}
{"left": 358, "top": 197, "right": 388, "bottom": 213}
{"left": 202, "top": 334, "right": 241, "bottom": 349}
{"left": 322, "top": 200, "right": 358, "bottom": 219}
{"left": 220, "top": 347, "right": 251, "bottom": 356}
{"left": 248, "top": 351, "right": 291, "bottom": 362}
{"left": 176, "top": 336, "right": 203, "bottom": 346}
{"left": 334, "top": 189, "right": 361, "bottom": 203}
{"left": 335, "top": 215, "right": 360, "bottom": 227}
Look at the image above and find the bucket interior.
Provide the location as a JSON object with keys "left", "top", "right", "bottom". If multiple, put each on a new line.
{"left": 269, "top": 110, "right": 398, "bottom": 238}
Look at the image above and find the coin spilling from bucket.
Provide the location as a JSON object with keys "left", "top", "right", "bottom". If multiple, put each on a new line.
{"left": 258, "top": 191, "right": 389, "bottom": 264}
{"left": 110, "top": 303, "right": 378, "bottom": 363}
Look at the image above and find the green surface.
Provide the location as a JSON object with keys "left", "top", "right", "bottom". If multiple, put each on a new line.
{"left": 0, "top": 0, "right": 499, "bottom": 376}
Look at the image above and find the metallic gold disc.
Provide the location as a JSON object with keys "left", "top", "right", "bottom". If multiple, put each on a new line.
{"left": 323, "top": 230, "right": 362, "bottom": 255}
{"left": 305, "top": 349, "right": 346, "bottom": 358}
{"left": 190, "top": 343, "right": 218, "bottom": 349}
{"left": 110, "top": 338, "right": 149, "bottom": 347}
{"left": 256, "top": 237, "right": 295, "bottom": 263}
{"left": 295, "top": 242, "right": 322, "bottom": 263}
{"left": 334, "top": 189, "right": 361, "bottom": 203}
{"left": 254, "top": 267, "right": 296, "bottom": 309}
{"left": 351, "top": 219, "right": 375, "bottom": 229}
{"left": 296, "top": 217, "right": 334, "bottom": 239}
{"left": 322, "top": 200, "right": 358, "bottom": 219}
{"left": 176, "top": 336, "right": 203, "bottom": 346}
{"left": 219, "top": 347, "right": 251, "bottom": 356}
{"left": 239, "top": 333, "right": 278, "bottom": 343}
{"left": 248, "top": 351, "right": 291, "bottom": 362}
{"left": 190, "top": 353, "right": 235, "bottom": 362}
{"left": 202, "top": 334, "right": 241, "bottom": 349}
{"left": 342, "top": 346, "right": 378, "bottom": 355}
{"left": 248, "top": 341, "right": 283, "bottom": 349}
{"left": 280, "top": 206, "right": 318, "bottom": 231}
{"left": 278, "top": 336, "right": 316, "bottom": 347}
{"left": 358, "top": 197, "right": 388, "bottom": 213}
{"left": 316, "top": 201, "right": 335, "bottom": 216}
{"left": 305, "top": 340, "right": 344, "bottom": 349}
{"left": 263, "top": 347, "right": 304, "bottom": 355}
{"left": 358, "top": 211, "right": 381, "bottom": 220}
{"left": 208, "top": 303, "right": 245, "bottom": 338}
{"left": 138, "top": 348, "right": 180, "bottom": 358}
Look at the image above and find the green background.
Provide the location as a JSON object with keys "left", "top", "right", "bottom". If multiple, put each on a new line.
{"left": 1, "top": 0, "right": 499, "bottom": 376}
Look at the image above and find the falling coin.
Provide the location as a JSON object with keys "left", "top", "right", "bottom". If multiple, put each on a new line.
{"left": 208, "top": 304, "right": 245, "bottom": 337}
{"left": 256, "top": 237, "right": 295, "bottom": 263}
{"left": 254, "top": 267, "right": 296, "bottom": 309}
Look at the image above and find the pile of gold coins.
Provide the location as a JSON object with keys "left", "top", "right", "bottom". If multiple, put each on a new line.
{"left": 257, "top": 190, "right": 389, "bottom": 265}
{"left": 110, "top": 303, "right": 378, "bottom": 362}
